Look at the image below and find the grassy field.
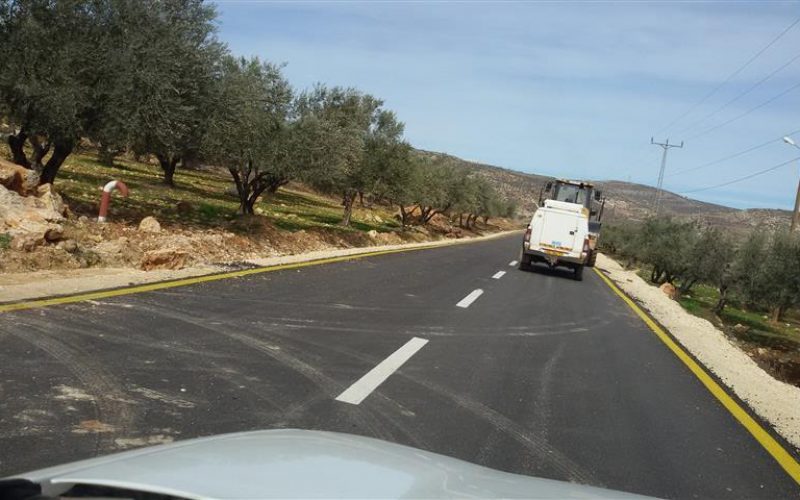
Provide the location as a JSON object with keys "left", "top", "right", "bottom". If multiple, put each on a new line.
{"left": 677, "top": 283, "right": 800, "bottom": 351}
{"left": 4, "top": 146, "right": 403, "bottom": 235}
{"left": 630, "top": 265, "right": 800, "bottom": 386}
{"left": 632, "top": 267, "right": 800, "bottom": 350}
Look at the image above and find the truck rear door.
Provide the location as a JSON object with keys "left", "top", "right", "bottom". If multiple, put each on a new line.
{"left": 539, "top": 210, "right": 578, "bottom": 253}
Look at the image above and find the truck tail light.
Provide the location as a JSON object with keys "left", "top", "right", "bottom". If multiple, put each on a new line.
{"left": 524, "top": 227, "right": 532, "bottom": 243}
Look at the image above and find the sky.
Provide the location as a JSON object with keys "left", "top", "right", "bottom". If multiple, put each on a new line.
{"left": 213, "top": 1, "right": 800, "bottom": 210}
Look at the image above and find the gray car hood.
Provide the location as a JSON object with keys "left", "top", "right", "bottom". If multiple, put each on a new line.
{"left": 12, "top": 429, "right": 646, "bottom": 499}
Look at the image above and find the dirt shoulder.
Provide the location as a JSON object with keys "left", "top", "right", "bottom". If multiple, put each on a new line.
{"left": 0, "top": 230, "right": 520, "bottom": 304}
{"left": 595, "top": 253, "right": 800, "bottom": 451}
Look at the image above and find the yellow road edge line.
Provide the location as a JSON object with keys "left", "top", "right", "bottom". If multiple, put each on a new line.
{"left": 593, "top": 267, "right": 800, "bottom": 485}
{"left": 0, "top": 242, "right": 459, "bottom": 314}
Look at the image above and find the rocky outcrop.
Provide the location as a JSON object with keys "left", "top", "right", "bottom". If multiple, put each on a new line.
{"left": 0, "top": 159, "right": 38, "bottom": 195}
{"left": 1, "top": 178, "right": 67, "bottom": 251}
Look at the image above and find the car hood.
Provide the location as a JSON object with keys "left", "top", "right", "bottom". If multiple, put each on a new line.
{"left": 11, "top": 429, "right": 648, "bottom": 499}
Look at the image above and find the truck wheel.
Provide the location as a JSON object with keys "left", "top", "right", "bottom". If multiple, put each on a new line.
{"left": 519, "top": 253, "right": 532, "bottom": 271}
{"left": 586, "top": 251, "right": 597, "bottom": 268}
{"left": 573, "top": 264, "right": 584, "bottom": 281}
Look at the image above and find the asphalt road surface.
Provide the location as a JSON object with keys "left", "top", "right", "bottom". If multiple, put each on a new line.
{"left": 1, "top": 234, "right": 798, "bottom": 498}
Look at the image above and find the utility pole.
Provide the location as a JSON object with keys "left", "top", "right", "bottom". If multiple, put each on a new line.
{"left": 791, "top": 177, "right": 800, "bottom": 231}
{"left": 782, "top": 137, "right": 800, "bottom": 231}
{"left": 650, "top": 137, "right": 684, "bottom": 216}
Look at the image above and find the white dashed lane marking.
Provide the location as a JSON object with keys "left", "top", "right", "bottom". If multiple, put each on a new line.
{"left": 492, "top": 271, "right": 506, "bottom": 279}
{"left": 335, "top": 337, "right": 429, "bottom": 405}
{"left": 456, "top": 289, "right": 484, "bottom": 308}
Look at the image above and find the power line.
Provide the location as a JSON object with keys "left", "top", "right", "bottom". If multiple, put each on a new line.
{"left": 679, "top": 155, "right": 800, "bottom": 194}
{"left": 653, "top": 14, "right": 800, "bottom": 136}
{"left": 667, "top": 128, "right": 800, "bottom": 177}
{"left": 678, "top": 50, "right": 800, "bottom": 135}
{"left": 686, "top": 80, "right": 800, "bottom": 141}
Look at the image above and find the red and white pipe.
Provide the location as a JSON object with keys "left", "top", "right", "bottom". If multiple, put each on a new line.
{"left": 97, "top": 180, "right": 129, "bottom": 222}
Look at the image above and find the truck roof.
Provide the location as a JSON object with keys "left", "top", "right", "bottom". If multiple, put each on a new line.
{"left": 556, "top": 179, "right": 595, "bottom": 188}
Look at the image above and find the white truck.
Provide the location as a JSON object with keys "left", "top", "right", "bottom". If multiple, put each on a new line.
{"left": 519, "top": 180, "right": 603, "bottom": 281}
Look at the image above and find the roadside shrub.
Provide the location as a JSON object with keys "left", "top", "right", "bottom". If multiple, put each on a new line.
{"left": 598, "top": 222, "right": 641, "bottom": 267}
{"left": 0, "top": 233, "right": 10, "bottom": 250}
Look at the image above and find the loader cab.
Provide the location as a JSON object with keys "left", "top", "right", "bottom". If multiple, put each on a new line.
{"left": 540, "top": 180, "right": 604, "bottom": 221}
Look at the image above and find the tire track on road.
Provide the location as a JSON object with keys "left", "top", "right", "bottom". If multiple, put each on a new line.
{"left": 7, "top": 316, "right": 138, "bottom": 453}
{"left": 134, "top": 301, "right": 419, "bottom": 446}
{"left": 531, "top": 341, "right": 565, "bottom": 442}
{"left": 265, "top": 327, "right": 598, "bottom": 485}
{"left": 474, "top": 342, "right": 565, "bottom": 466}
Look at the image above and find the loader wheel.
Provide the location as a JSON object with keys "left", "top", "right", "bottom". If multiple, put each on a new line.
{"left": 574, "top": 264, "right": 584, "bottom": 281}
{"left": 586, "top": 251, "right": 597, "bottom": 268}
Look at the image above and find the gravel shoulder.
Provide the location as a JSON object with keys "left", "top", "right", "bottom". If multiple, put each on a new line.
{"left": 0, "top": 230, "right": 519, "bottom": 303}
{"left": 596, "top": 253, "right": 800, "bottom": 451}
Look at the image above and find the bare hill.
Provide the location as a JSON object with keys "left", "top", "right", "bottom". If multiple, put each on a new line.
{"left": 417, "top": 149, "right": 792, "bottom": 233}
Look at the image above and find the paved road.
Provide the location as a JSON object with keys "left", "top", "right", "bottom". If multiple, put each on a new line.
{"left": 1, "top": 234, "right": 798, "bottom": 498}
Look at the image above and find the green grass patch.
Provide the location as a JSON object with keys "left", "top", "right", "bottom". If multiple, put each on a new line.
{"left": 0, "top": 144, "right": 404, "bottom": 237}
{"left": 676, "top": 295, "right": 706, "bottom": 317}
{"left": 625, "top": 261, "right": 800, "bottom": 351}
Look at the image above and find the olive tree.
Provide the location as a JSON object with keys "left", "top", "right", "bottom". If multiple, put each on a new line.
{"left": 730, "top": 230, "right": 768, "bottom": 310}
{"left": 678, "top": 226, "right": 734, "bottom": 295}
{"left": 295, "top": 86, "right": 385, "bottom": 226}
{"left": 116, "top": 0, "right": 223, "bottom": 186}
{"left": 358, "top": 110, "right": 409, "bottom": 207}
{"left": 636, "top": 218, "right": 696, "bottom": 284}
{"left": 598, "top": 223, "right": 630, "bottom": 260}
{"left": 0, "top": 0, "right": 222, "bottom": 185}
{"left": 415, "top": 158, "right": 457, "bottom": 224}
{"left": 758, "top": 231, "right": 800, "bottom": 322}
{"left": 0, "top": 0, "right": 101, "bottom": 182}
{"left": 203, "top": 56, "right": 293, "bottom": 214}
{"left": 378, "top": 145, "right": 420, "bottom": 228}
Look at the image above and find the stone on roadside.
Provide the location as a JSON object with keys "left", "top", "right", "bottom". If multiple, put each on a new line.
{"left": 44, "top": 225, "right": 64, "bottom": 242}
{"left": 367, "top": 229, "right": 378, "bottom": 239}
{"left": 0, "top": 159, "right": 32, "bottom": 195}
{"left": 10, "top": 234, "right": 43, "bottom": 252}
{"left": 35, "top": 183, "right": 67, "bottom": 217}
{"left": 138, "top": 216, "right": 161, "bottom": 233}
{"left": 732, "top": 323, "right": 750, "bottom": 335}
{"left": 140, "top": 248, "right": 188, "bottom": 271}
{"left": 63, "top": 239, "right": 79, "bottom": 253}
{"left": 95, "top": 237, "right": 128, "bottom": 256}
{"left": 659, "top": 282, "right": 678, "bottom": 300}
